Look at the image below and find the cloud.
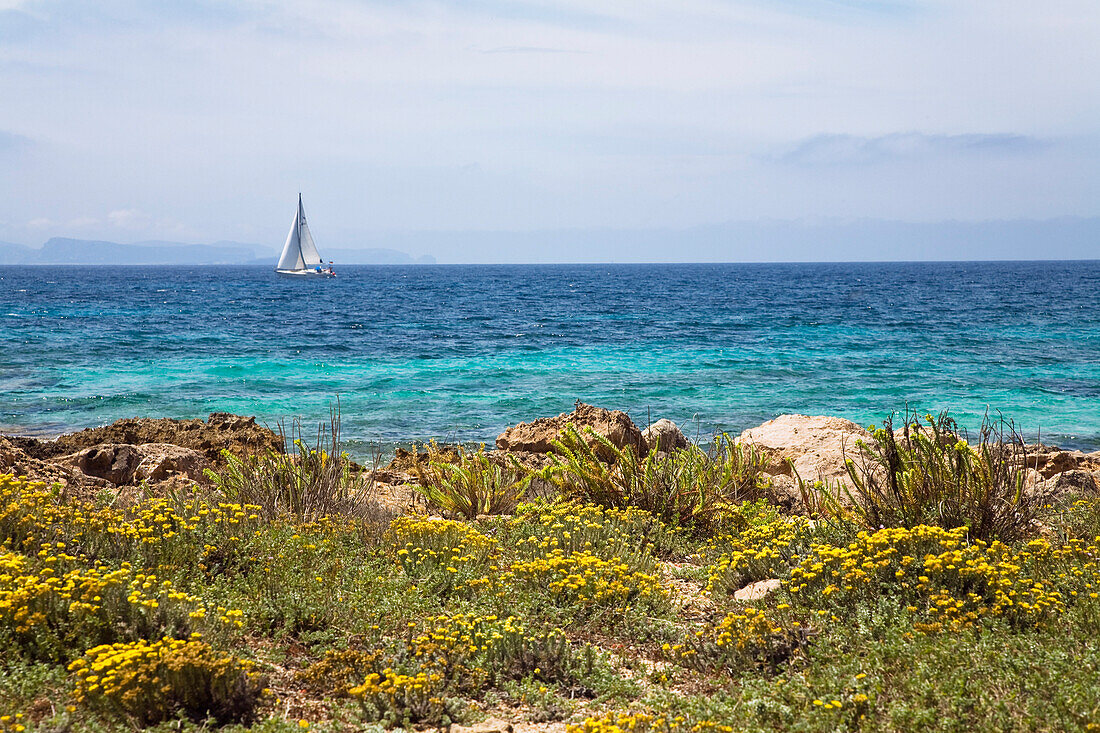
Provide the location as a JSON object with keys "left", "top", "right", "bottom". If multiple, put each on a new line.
{"left": 107, "top": 208, "right": 151, "bottom": 229}
{"left": 775, "top": 132, "right": 1050, "bottom": 166}
{"left": 478, "top": 45, "right": 580, "bottom": 54}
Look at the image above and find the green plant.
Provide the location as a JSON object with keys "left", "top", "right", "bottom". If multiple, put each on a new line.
{"left": 295, "top": 648, "right": 387, "bottom": 697}
{"left": 414, "top": 444, "right": 528, "bottom": 519}
{"left": 204, "top": 407, "right": 379, "bottom": 521}
{"left": 664, "top": 606, "right": 807, "bottom": 675}
{"left": 68, "top": 637, "right": 265, "bottom": 726}
{"left": 841, "top": 411, "right": 1049, "bottom": 541}
{"left": 539, "top": 426, "right": 766, "bottom": 533}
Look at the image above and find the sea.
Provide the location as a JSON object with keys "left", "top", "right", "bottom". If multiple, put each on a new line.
{"left": 1, "top": 261, "right": 1098, "bottom": 458}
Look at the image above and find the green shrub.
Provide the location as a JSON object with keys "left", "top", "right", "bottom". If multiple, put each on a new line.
{"left": 840, "top": 411, "right": 1049, "bottom": 541}
{"left": 664, "top": 606, "right": 807, "bottom": 675}
{"left": 414, "top": 444, "right": 528, "bottom": 519}
{"left": 68, "top": 637, "right": 265, "bottom": 726}
{"left": 508, "top": 500, "right": 664, "bottom": 572}
{"left": 204, "top": 408, "right": 379, "bottom": 522}
{"left": 539, "top": 426, "right": 766, "bottom": 533}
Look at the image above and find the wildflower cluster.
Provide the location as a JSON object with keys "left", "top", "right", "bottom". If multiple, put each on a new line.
{"left": 387, "top": 515, "right": 496, "bottom": 576}
{"left": 346, "top": 613, "right": 595, "bottom": 727}
{"left": 0, "top": 714, "right": 26, "bottom": 733}
{"left": 504, "top": 549, "right": 666, "bottom": 609}
{"left": 787, "top": 525, "right": 1095, "bottom": 630}
{"left": 295, "top": 648, "right": 387, "bottom": 697}
{"left": 68, "top": 636, "right": 265, "bottom": 725}
{"left": 403, "top": 613, "right": 512, "bottom": 692}
{"left": 0, "top": 474, "right": 262, "bottom": 568}
{"left": 349, "top": 668, "right": 450, "bottom": 728}
{"left": 0, "top": 548, "right": 240, "bottom": 660}
{"left": 567, "top": 712, "right": 734, "bottom": 733}
{"left": 665, "top": 606, "right": 804, "bottom": 673}
{"left": 702, "top": 514, "right": 812, "bottom": 595}
{"left": 511, "top": 501, "right": 664, "bottom": 571}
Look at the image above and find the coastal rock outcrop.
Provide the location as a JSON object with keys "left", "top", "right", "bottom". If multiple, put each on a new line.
{"left": 56, "top": 443, "right": 211, "bottom": 486}
{"left": 1026, "top": 448, "right": 1100, "bottom": 479}
{"left": 738, "top": 414, "right": 872, "bottom": 486}
{"left": 642, "top": 419, "right": 689, "bottom": 453}
{"left": 14, "top": 413, "right": 282, "bottom": 467}
{"left": 2, "top": 413, "right": 277, "bottom": 497}
{"left": 0, "top": 436, "right": 112, "bottom": 493}
{"left": 1029, "top": 469, "right": 1100, "bottom": 501}
{"left": 496, "top": 401, "right": 647, "bottom": 461}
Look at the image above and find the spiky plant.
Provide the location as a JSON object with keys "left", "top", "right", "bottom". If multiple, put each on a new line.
{"left": 538, "top": 425, "right": 766, "bottom": 533}
{"left": 413, "top": 443, "right": 529, "bottom": 519}
{"left": 841, "top": 410, "right": 1050, "bottom": 541}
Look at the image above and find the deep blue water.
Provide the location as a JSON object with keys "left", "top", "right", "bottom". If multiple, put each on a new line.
{"left": 1, "top": 262, "right": 1098, "bottom": 457}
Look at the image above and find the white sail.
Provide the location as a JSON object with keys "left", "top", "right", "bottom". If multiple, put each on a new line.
{"left": 298, "top": 216, "right": 322, "bottom": 267}
{"left": 275, "top": 195, "right": 325, "bottom": 272}
{"left": 276, "top": 207, "right": 305, "bottom": 271}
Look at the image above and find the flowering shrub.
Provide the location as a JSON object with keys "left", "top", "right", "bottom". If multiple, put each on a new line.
{"left": 664, "top": 606, "right": 805, "bottom": 673}
{"left": 387, "top": 516, "right": 496, "bottom": 577}
{"left": 787, "top": 525, "right": 1098, "bottom": 631}
{"left": 0, "top": 548, "right": 241, "bottom": 660}
{"left": 510, "top": 501, "right": 664, "bottom": 572}
{"left": 703, "top": 515, "right": 813, "bottom": 595}
{"left": 68, "top": 637, "right": 264, "bottom": 725}
{"left": 347, "top": 613, "right": 598, "bottom": 727}
{"left": 504, "top": 549, "right": 666, "bottom": 610}
{"left": 349, "top": 668, "right": 451, "bottom": 727}
{"left": 295, "top": 648, "right": 386, "bottom": 697}
{"left": 0, "top": 474, "right": 262, "bottom": 570}
{"left": 567, "top": 712, "right": 734, "bottom": 733}
{"left": 0, "top": 714, "right": 27, "bottom": 733}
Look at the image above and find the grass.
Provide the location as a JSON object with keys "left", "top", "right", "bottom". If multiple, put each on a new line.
{"left": 2, "top": 408, "right": 1099, "bottom": 731}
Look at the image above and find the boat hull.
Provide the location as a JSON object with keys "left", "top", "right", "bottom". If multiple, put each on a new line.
{"left": 275, "top": 269, "right": 336, "bottom": 278}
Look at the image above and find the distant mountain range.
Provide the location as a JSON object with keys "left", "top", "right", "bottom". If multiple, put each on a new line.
{"left": 0, "top": 237, "right": 436, "bottom": 266}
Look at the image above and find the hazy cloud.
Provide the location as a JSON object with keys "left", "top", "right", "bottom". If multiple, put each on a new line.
{"left": 478, "top": 45, "right": 580, "bottom": 54}
{"left": 775, "top": 132, "right": 1050, "bottom": 167}
{"left": 107, "top": 208, "right": 150, "bottom": 229}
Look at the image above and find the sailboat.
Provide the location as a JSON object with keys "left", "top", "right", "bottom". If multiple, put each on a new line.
{"left": 275, "top": 194, "right": 335, "bottom": 277}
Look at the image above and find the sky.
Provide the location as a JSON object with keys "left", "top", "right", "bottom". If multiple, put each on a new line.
{"left": 1, "top": 0, "right": 1099, "bottom": 261}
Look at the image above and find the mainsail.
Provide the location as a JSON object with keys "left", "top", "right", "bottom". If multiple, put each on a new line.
{"left": 276, "top": 195, "right": 324, "bottom": 272}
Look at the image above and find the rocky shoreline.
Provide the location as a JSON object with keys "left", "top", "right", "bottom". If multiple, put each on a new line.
{"left": 3, "top": 402, "right": 1098, "bottom": 506}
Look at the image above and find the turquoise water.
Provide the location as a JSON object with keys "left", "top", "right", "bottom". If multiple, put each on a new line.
{"left": 1, "top": 262, "right": 1098, "bottom": 457}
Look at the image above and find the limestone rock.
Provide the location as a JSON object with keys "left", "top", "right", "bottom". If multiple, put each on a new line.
{"left": 55, "top": 442, "right": 211, "bottom": 486}
{"left": 14, "top": 413, "right": 282, "bottom": 467}
{"left": 0, "top": 436, "right": 111, "bottom": 494}
{"left": 59, "top": 443, "right": 143, "bottom": 485}
{"left": 1030, "top": 470, "right": 1100, "bottom": 501}
{"left": 496, "top": 402, "right": 647, "bottom": 461}
{"left": 738, "top": 414, "right": 871, "bottom": 486}
{"left": 133, "top": 443, "right": 211, "bottom": 483}
{"left": 764, "top": 474, "right": 803, "bottom": 511}
{"left": 1027, "top": 449, "right": 1098, "bottom": 479}
{"left": 733, "top": 578, "right": 782, "bottom": 601}
{"left": 642, "top": 419, "right": 689, "bottom": 453}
